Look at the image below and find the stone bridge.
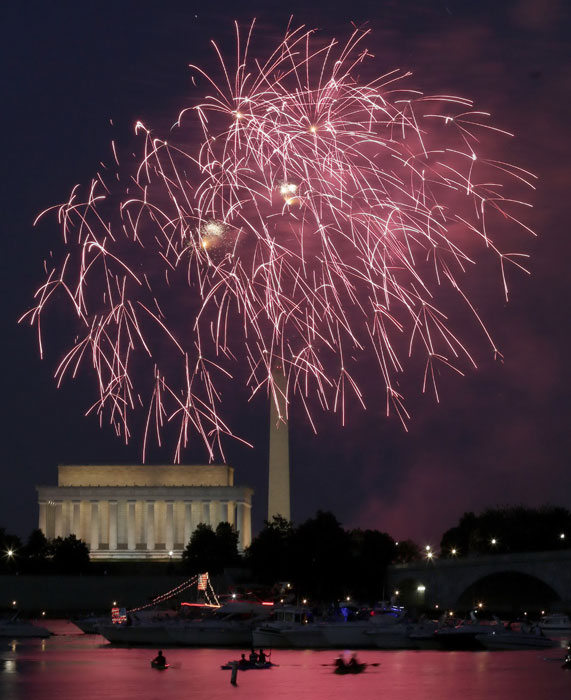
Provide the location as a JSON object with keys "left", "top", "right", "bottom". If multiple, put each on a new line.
{"left": 386, "top": 549, "right": 571, "bottom": 610}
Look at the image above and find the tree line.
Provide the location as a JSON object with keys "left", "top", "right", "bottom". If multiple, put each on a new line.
{"left": 2, "top": 504, "right": 570, "bottom": 584}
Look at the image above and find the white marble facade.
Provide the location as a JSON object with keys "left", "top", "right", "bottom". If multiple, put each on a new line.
{"left": 36, "top": 465, "right": 253, "bottom": 560}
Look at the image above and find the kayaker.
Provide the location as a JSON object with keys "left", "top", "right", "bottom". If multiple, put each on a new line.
{"left": 153, "top": 650, "right": 167, "bottom": 668}
{"left": 249, "top": 649, "right": 258, "bottom": 663}
{"left": 334, "top": 655, "right": 346, "bottom": 670}
{"left": 258, "top": 649, "right": 267, "bottom": 664}
{"left": 348, "top": 653, "right": 360, "bottom": 668}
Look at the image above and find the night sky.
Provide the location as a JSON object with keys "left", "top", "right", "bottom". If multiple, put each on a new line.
{"left": 2, "top": 0, "right": 570, "bottom": 548}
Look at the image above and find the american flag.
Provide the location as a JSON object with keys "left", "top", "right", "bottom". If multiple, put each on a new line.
{"left": 197, "top": 573, "right": 209, "bottom": 591}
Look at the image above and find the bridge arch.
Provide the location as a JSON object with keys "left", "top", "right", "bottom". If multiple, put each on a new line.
{"left": 455, "top": 570, "right": 560, "bottom": 614}
{"left": 387, "top": 550, "right": 571, "bottom": 612}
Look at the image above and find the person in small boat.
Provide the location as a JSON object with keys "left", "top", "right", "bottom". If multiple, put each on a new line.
{"left": 348, "top": 654, "right": 360, "bottom": 668}
{"left": 249, "top": 649, "right": 258, "bottom": 663}
{"left": 258, "top": 649, "right": 267, "bottom": 664}
{"left": 152, "top": 650, "right": 167, "bottom": 668}
{"left": 334, "top": 655, "right": 346, "bottom": 670}
{"left": 239, "top": 653, "right": 248, "bottom": 667}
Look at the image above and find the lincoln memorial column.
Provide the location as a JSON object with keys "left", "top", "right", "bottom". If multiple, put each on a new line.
{"left": 201, "top": 501, "right": 211, "bottom": 526}
{"left": 71, "top": 500, "right": 81, "bottom": 540}
{"left": 39, "top": 501, "right": 47, "bottom": 537}
{"left": 210, "top": 501, "right": 220, "bottom": 528}
{"left": 226, "top": 501, "right": 235, "bottom": 527}
{"left": 146, "top": 501, "right": 155, "bottom": 551}
{"left": 109, "top": 500, "right": 118, "bottom": 551}
{"left": 242, "top": 503, "right": 252, "bottom": 548}
{"left": 190, "top": 502, "right": 201, "bottom": 533}
{"left": 90, "top": 501, "right": 100, "bottom": 551}
{"left": 54, "top": 501, "right": 64, "bottom": 539}
{"left": 165, "top": 501, "right": 174, "bottom": 552}
{"left": 235, "top": 501, "right": 252, "bottom": 550}
{"left": 236, "top": 502, "right": 245, "bottom": 550}
{"left": 127, "top": 501, "right": 136, "bottom": 551}
{"left": 183, "top": 502, "right": 192, "bottom": 547}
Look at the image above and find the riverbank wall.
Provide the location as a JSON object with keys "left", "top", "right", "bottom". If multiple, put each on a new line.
{"left": 0, "top": 575, "right": 189, "bottom": 615}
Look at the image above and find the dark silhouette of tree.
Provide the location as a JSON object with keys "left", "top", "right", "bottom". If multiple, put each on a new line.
{"left": 50, "top": 534, "right": 90, "bottom": 574}
{"left": 349, "top": 529, "right": 396, "bottom": 601}
{"left": 440, "top": 506, "right": 571, "bottom": 556}
{"left": 21, "top": 529, "right": 50, "bottom": 573}
{"left": 392, "top": 539, "right": 422, "bottom": 563}
{"left": 245, "top": 515, "right": 293, "bottom": 584}
{"left": 289, "top": 511, "right": 351, "bottom": 600}
{"left": 182, "top": 522, "right": 240, "bottom": 575}
{"left": 215, "top": 521, "right": 240, "bottom": 567}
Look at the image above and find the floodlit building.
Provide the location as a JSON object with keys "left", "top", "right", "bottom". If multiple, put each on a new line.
{"left": 36, "top": 464, "right": 253, "bottom": 560}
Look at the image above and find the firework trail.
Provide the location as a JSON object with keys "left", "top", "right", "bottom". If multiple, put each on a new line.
{"left": 23, "top": 22, "right": 535, "bottom": 460}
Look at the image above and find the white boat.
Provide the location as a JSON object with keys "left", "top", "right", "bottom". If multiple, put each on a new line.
{"left": 253, "top": 606, "right": 314, "bottom": 649}
{"left": 98, "top": 618, "right": 174, "bottom": 645}
{"left": 432, "top": 615, "right": 504, "bottom": 650}
{"left": 0, "top": 618, "right": 51, "bottom": 638}
{"left": 255, "top": 604, "right": 408, "bottom": 649}
{"left": 98, "top": 609, "right": 181, "bottom": 645}
{"left": 317, "top": 606, "right": 407, "bottom": 649}
{"left": 166, "top": 601, "right": 273, "bottom": 647}
{"left": 476, "top": 627, "right": 556, "bottom": 650}
{"left": 363, "top": 621, "right": 418, "bottom": 649}
{"left": 73, "top": 615, "right": 108, "bottom": 634}
{"left": 539, "top": 614, "right": 571, "bottom": 631}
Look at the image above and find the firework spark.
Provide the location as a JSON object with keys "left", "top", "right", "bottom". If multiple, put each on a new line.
{"left": 22, "top": 22, "right": 535, "bottom": 460}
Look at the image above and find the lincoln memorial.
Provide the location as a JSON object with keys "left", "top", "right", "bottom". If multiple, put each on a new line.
{"left": 36, "top": 464, "right": 253, "bottom": 560}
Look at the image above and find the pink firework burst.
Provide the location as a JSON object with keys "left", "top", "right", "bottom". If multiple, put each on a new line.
{"left": 23, "top": 22, "right": 535, "bottom": 461}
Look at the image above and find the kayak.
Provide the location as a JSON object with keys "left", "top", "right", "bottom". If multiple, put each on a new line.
{"left": 221, "top": 661, "right": 275, "bottom": 670}
{"left": 151, "top": 661, "right": 169, "bottom": 670}
{"left": 334, "top": 663, "right": 367, "bottom": 675}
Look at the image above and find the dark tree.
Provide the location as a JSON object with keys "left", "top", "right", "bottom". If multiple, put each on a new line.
{"left": 289, "top": 511, "right": 351, "bottom": 600}
{"left": 50, "top": 534, "right": 90, "bottom": 574}
{"left": 215, "top": 521, "right": 240, "bottom": 567}
{"left": 440, "top": 506, "right": 571, "bottom": 556}
{"left": 392, "top": 539, "right": 422, "bottom": 563}
{"left": 21, "top": 529, "right": 50, "bottom": 573}
{"left": 245, "top": 515, "right": 293, "bottom": 584}
{"left": 182, "top": 522, "right": 240, "bottom": 575}
{"left": 349, "top": 529, "right": 396, "bottom": 601}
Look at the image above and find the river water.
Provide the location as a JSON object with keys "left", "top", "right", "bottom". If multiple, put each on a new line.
{"left": 0, "top": 621, "right": 569, "bottom": 700}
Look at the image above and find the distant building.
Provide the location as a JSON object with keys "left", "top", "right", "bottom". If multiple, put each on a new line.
{"left": 36, "top": 464, "right": 253, "bottom": 560}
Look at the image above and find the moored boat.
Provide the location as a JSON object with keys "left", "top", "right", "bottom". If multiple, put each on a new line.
{"left": 475, "top": 627, "right": 555, "bottom": 650}
{"left": 539, "top": 614, "right": 571, "bottom": 631}
{"left": 166, "top": 600, "right": 273, "bottom": 647}
{"left": 432, "top": 615, "right": 504, "bottom": 650}
{"left": 0, "top": 618, "right": 51, "bottom": 638}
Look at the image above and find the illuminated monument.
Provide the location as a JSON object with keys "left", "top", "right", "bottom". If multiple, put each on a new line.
{"left": 36, "top": 464, "right": 253, "bottom": 560}
{"left": 267, "top": 366, "right": 291, "bottom": 521}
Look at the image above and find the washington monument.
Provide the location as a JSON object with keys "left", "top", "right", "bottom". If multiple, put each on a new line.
{"left": 267, "top": 365, "right": 290, "bottom": 521}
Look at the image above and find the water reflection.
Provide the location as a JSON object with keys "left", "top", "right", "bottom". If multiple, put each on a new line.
{"left": 0, "top": 631, "right": 569, "bottom": 700}
{"left": 0, "top": 659, "right": 16, "bottom": 674}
